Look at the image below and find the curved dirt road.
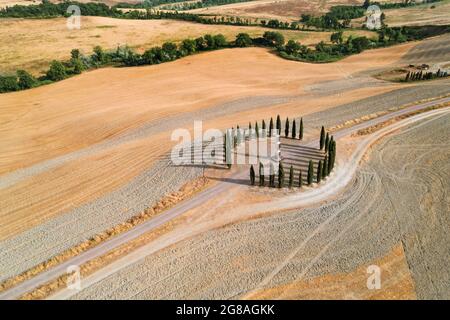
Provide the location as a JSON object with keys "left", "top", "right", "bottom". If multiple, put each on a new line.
{"left": 37, "top": 100, "right": 449, "bottom": 300}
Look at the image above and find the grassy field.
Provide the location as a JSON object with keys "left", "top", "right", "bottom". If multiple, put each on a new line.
{"left": 0, "top": 16, "right": 376, "bottom": 75}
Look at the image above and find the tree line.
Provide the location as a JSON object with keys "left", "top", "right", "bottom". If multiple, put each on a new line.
{"left": 2, "top": 25, "right": 449, "bottom": 93}
{"left": 278, "top": 25, "right": 450, "bottom": 63}
{"left": 404, "top": 69, "right": 449, "bottom": 82}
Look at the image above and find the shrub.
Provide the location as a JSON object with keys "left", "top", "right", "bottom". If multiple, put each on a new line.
{"left": 235, "top": 33, "right": 252, "bottom": 47}
{"left": 0, "top": 75, "right": 18, "bottom": 93}
{"left": 46, "top": 60, "right": 67, "bottom": 81}
{"left": 17, "top": 70, "right": 37, "bottom": 89}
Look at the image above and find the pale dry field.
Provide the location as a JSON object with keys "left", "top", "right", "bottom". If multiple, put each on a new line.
{"left": 68, "top": 112, "right": 450, "bottom": 300}
{"left": 186, "top": 0, "right": 356, "bottom": 21}
{"left": 0, "top": 0, "right": 40, "bottom": 9}
{"left": 0, "top": 16, "right": 377, "bottom": 75}
{"left": 187, "top": 0, "right": 398, "bottom": 21}
{"left": 383, "top": 0, "right": 450, "bottom": 27}
{"left": 1, "top": 35, "right": 449, "bottom": 282}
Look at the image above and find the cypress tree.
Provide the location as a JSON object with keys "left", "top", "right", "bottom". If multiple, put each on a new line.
{"left": 307, "top": 160, "right": 314, "bottom": 185}
{"left": 331, "top": 141, "right": 336, "bottom": 170}
{"left": 317, "top": 160, "right": 322, "bottom": 183}
{"left": 298, "top": 169, "right": 303, "bottom": 188}
{"left": 299, "top": 117, "right": 304, "bottom": 140}
{"left": 320, "top": 126, "right": 325, "bottom": 150}
{"left": 236, "top": 126, "right": 242, "bottom": 145}
{"left": 269, "top": 117, "right": 274, "bottom": 137}
{"left": 324, "top": 132, "right": 329, "bottom": 153}
{"left": 255, "top": 121, "right": 259, "bottom": 138}
{"left": 289, "top": 165, "right": 294, "bottom": 188}
{"left": 285, "top": 117, "right": 289, "bottom": 138}
{"left": 225, "top": 130, "right": 232, "bottom": 168}
{"left": 292, "top": 119, "right": 297, "bottom": 139}
{"left": 276, "top": 115, "right": 281, "bottom": 135}
{"left": 250, "top": 165, "right": 255, "bottom": 185}
{"left": 405, "top": 71, "right": 410, "bottom": 82}
{"left": 323, "top": 155, "right": 328, "bottom": 178}
{"left": 269, "top": 163, "right": 275, "bottom": 187}
{"left": 259, "top": 162, "right": 264, "bottom": 186}
{"left": 278, "top": 162, "right": 284, "bottom": 188}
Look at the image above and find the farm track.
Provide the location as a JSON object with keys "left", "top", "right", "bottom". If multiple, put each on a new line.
{"left": 67, "top": 110, "right": 450, "bottom": 300}
{"left": 1, "top": 100, "right": 447, "bottom": 300}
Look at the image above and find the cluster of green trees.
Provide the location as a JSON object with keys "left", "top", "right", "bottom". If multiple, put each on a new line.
{"left": 405, "top": 69, "right": 449, "bottom": 82}
{"left": 278, "top": 24, "right": 450, "bottom": 63}
{"left": 249, "top": 123, "right": 337, "bottom": 188}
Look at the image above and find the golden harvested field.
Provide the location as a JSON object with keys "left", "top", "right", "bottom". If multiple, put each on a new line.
{"left": 0, "top": 41, "right": 417, "bottom": 239}
{"left": 0, "top": 16, "right": 376, "bottom": 75}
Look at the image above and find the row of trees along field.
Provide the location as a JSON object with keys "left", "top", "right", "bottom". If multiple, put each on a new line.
{"left": 1, "top": 0, "right": 444, "bottom": 32}
{"left": 405, "top": 69, "right": 449, "bottom": 82}
{"left": 2, "top": 24, "right": 449, "bottom": 93}
{"left": 249, "top": 125, "right": 336, "bottom": 188}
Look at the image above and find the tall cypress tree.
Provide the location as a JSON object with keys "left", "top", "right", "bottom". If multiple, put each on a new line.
{"left": 317, "top": 160, "right": 322, "bottom": 183}
{"left": 236, "top": 126, "right": 242, "bottom": 145}
{"left": 323, "top": 155, "right": 328, "bottom": 178}
{"left": 292, "top": 119, "right": 297, "bottom": 139}
{"left": 298, "top": 169, "right": 303, "bottom": 188}
{"left": 250, "top": 165, "right": 255, "bottom": 185}
{"left": 269, "top": 117, "right": 274, "bottom": 137}
{"left": 307, "top": 160, "right": 314, "bottom": 185}
{"left": 269, "top": 163, "right": 275, "bottom": 187}
{"left": 225, "top": 130, "right": 232, "bottom": 168}
{"left": 259, "top": 162, "right": 264, "bottom": 186}
{"left": 299, "top": 117, "right": 304, "bottom": 140}
{"left": 276, "top": 115, "right": 281, "bottom": 135}
{"left": 324, "top": 132, "right": 329, "bottom": 153}
{"left": 320, "top": 126, "right": 325, "bottom": 150}
{"left": 331, "top": 141, "right": 336, "bottom": 170}
{"left": 255, "top": 121, "right": 259, "bottom": 138}
{"left": 285, "top": 117, "right": 289, "bottom": 138}
{"left": 289, "top": 165, "right": 294, "bottom": 188}
{"left": 278, "top": 162, "right": 284, "bottom": 188}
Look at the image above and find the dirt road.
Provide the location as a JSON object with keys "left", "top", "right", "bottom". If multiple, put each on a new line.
{"left": 66, "top": 108, "right": 450, "bottom": 300}
{"left": 1, "top": 97, "right": 448, "bottom": 300}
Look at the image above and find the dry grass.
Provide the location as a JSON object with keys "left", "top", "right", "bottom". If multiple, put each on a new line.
{"left": 0, "top": 176, "right": 210, "bottom": 296}
{"left": 248, "top": 243, "right": 416, "bottom": 299}
{"left": 0, "top": 0, "right": 40, "bottom": 8}
{"left": 383, "top": 0, "right": 450, "bottom": 27}
{"left": 354, "top": 102, "right": 450, "bottom": 136}
{"left": 187, "top": 0, "right": 359, "bottom": 21}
